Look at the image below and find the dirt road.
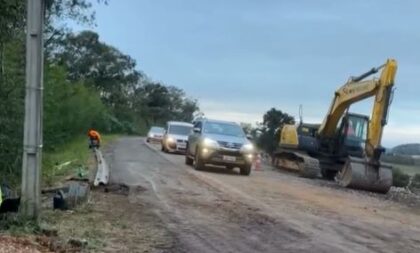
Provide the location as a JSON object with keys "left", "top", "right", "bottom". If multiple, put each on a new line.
{"left": 105, "top": 137, "right": 420, "bottom": 252}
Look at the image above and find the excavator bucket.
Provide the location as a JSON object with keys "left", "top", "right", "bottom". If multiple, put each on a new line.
{"left": 337, "top": 157, "right": 392, "bottom": 193}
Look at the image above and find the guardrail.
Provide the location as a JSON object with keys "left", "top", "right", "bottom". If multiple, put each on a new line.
{"left": 93, "top": 148, "right": 109, "bottom": 186}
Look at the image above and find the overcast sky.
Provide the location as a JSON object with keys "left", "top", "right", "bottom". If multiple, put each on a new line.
{"left": 73, "top": 0, "right": 420, "bottom": 147}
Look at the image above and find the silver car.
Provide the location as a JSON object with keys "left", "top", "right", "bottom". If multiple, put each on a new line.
{"left": 146, "top": 126, "right": 165, "bottom": 143}
{"left": 161, "top": 121, "right": 193, "bottom": 153}
{"left": 185, "top": 119, "right": 254, "bottom": 175}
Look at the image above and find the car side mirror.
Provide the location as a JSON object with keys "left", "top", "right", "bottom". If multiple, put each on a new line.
{"left": 246, "top": 134, "right": 253, "bottom": 141}
{"left": 193, "top": 127, "right": 201, "bottom": 133}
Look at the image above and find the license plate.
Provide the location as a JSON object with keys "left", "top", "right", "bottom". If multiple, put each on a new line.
{"left": 177, "top": 143, "right": 186, "bottom": 149}
{"left": 223, "top": 155, "right": 236, "bottom": 162}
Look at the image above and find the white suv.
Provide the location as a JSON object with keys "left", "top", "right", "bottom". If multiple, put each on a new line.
{"left": 161, "top": 121, "right": 193, "bottom": 153}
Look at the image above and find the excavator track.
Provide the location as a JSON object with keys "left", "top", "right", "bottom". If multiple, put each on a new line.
{"left": 298, "top": 155, "right": 321, "bottom": 178}
{"left": 336, "top": 157, "right": 392, "bottom": 193}
{"left": 274, "top": 151, "right": 320, "bottom": 178}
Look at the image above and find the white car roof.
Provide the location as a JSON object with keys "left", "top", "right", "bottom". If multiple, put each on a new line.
{"left": 167, "top": 121, "right": 193, "bottom": 127}
{"left": 202, "top": 118, "right": 238, "bottom": 125}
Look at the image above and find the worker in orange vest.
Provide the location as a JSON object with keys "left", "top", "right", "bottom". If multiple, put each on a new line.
{"left": 88, "top": 128, "right": 101, "bottom": 149}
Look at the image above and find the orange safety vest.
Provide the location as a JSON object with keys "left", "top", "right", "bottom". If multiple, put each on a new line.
{"left": 88, "top": 130, "right": 101, "bottom": 141}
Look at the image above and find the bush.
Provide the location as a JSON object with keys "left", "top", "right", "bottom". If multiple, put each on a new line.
{"left": 43, "top": 66, "right": 108, "bottom": 151}
{"left": 409, "top": 174, "right": 420, "bottom": 191}
{"left": 381, "top": 154, "right": 414, "bottom": 165}
{"left": 392, "top": 167, "right": 410, "bottom": 188}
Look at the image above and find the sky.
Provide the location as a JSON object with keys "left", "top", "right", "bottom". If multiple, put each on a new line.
{"left": 72, "top": 0, "right": 420, "bottom": 147}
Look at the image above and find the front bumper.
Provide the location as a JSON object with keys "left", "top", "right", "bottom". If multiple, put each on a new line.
{"left": 165, "top": 140, "right": 188, "bottom": 153}
{"left": 148, "top": 136, "right": 163, "bottom": 142}
{"left": 200, "top": 147, "right": 253, "bottom": 166}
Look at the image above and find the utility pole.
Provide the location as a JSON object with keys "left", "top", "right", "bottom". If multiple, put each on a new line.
{"left": 21, "top": 0, "right": 45, "bottom": 219}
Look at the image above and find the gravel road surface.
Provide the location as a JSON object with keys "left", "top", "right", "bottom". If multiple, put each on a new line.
{"left": 106, "top": 137, "right": 420, "bottom": 253}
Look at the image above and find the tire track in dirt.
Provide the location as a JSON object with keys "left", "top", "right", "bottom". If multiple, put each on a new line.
{"left": 144, "top": 138, "right": 420, "bottom": 253}
{"left": 110, "top": 137, "right": 344, "bottom": 252}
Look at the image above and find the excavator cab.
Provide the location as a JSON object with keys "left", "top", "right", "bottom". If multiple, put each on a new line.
{"left": 335, "top": 113, "right": 369, "bottom": 158}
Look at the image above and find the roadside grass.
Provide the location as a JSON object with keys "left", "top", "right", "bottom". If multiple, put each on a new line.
{"left": 1, "top": 135, "right": 119, "bottom": 250}
{"left": 40, "top": 201, "right": 107, "bottom": 251}
{"left": 384, "top": 162, "right": 420, "bottom": 176}
{"left": 388, "top": 163, "right": 420, "bottom": 190}
{"left": 409, "top": 174, "right": 420, "bottom": 192}
{"left": 42, "top": 135, "right": 119, "bottom": 186}
{"left": 40, "top": 134, "right": 118, "bottom": 250}
{"left": 392, "top": 167, "right": 411, "bottom": 187}
{"left": 0, "top": 215, "right": 41, "bottom": 236}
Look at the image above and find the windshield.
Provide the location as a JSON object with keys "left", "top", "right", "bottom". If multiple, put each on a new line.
{"left": 203, "top": 122, "right": 245, "bottom": 137}
{"left": 341, "top": 115, "right": 368, "bottom": 147}
{"left": 150, "top": 127, "right": 164, "bottom": 133}
{"left": 168, "top": 125, "right": 192, "bottom": 135}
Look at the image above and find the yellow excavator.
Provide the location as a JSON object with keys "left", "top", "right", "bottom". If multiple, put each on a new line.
{"left": 273, "top": 59, "right": 397, "bottom": 193}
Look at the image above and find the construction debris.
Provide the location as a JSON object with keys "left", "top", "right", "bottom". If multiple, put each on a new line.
{"left": 53, "top": 182, "right": 90, "bottom": 210}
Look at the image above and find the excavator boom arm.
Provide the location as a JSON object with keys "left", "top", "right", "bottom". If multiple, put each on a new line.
{"left": 366, "top": 59, "right": 397, "bottom": 157}
{"left": 317, "top": 59, "right": 397, "bottom": 158}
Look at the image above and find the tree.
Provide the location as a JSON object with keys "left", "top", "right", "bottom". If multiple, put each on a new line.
{"left": 53, "top": 31, "right": 141, "bottom": 105}
{"left": 0, "top": 1, "right": 199, "bottom": 184}
{"left": 179, "top": 98, "right": 199, "bottom": 122}
{"left": 133, "top": 82, "right": 199, "bottom": 127}
{"left": 257, "top": 108, "right": 295, "bottom": 154}
{"left": 44, "top": 0, "right": 108, "bottom": 51}
{"left": 0, "top": 1, "right": 110, "bottom": 181}
{"left": 240, "top": 122, "right": 253, "bottom": 135}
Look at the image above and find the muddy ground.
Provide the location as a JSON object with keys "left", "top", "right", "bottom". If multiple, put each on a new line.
{"left": 7, "top": 136, "right": 420, "bottom": 252}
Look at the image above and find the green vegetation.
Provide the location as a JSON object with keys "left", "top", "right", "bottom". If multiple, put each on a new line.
{"left": 0, "top": 216, "right": 41, "bottom": 236}
{"left": 382, "top": 144, "right": 420, "bottom": 188}
{"left": 0, "top": 1, "right": 198, "bottom": 186}
{"left": 381, "top": 154, "right": 417, "bottom": 166}
{"left": 392, "top": 167, "right": 411, "bottom": 188}
{"left": 43, "top": 135, "right": 118, "bottom": 186}
{"left": 385, "top": 163, "right": 420, "bottom": 176}
{"left": 409, "top": 174, "right": 420, "bottom": 191}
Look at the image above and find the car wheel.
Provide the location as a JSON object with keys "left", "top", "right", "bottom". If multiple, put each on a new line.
{"left": 146, "top": 138, "right": 150, "bottom": 143}
{"left": 185, "top": 155, "right": 194, "bottom": 165}
{"left": 240, "top": 164, "right": 251, "bottom": 176}
{"left": 194, "top": 148, "right": 205, "bottom": 171}
{"left": 185, "top": 145, "right": 194, "bottom": 165}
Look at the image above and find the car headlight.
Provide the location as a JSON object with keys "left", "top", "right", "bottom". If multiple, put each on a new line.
{"left": 167, "top": 137, "right": 175, "bottom": 143}
{"left": 203, "top": 138, "right": 219, "bottom": 148}
{"left": 241, "top": 143, "right": 254, "bottom": 153}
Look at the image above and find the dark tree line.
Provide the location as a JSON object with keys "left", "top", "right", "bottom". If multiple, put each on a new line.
{"left": 0, "top": 1, "right": 198, "bottom": 181}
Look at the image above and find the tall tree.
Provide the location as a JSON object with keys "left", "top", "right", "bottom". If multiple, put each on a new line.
{"left": 44, "top": 0, "right": 108, "bottom": 50}
{"left": 0, "top": 0, "right": 108, "bottom": 181}
{"left": 179, "top": 98, "right": 199, "bottom": 122}
{"left": 257, "top": 108, "right": 295, "bottom": 154}
{"left": 133, "top": 82, "right": 198, "bottom": 127}
{"left": 52, "top": 31, "right": 141, "bottom": 107}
